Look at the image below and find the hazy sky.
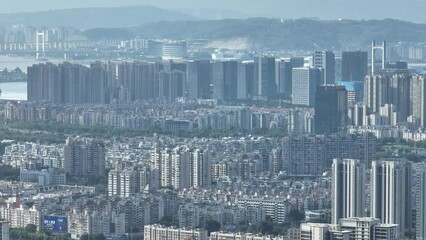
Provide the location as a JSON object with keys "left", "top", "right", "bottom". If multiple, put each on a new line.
{"left": 2, "top": 0, "right": 425, "bottom": 22}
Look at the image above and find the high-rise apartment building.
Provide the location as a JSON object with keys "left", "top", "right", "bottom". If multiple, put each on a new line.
{"left": 152, "top": 146, "right": 211, "bottom": 190}
{"left": 331, "top": 159, "right": 366, "bottom": 224}
{"left": 158, "top": 70, "right": 185, "bottom": 102}
{"left": 282, "top": 133, "right": 376, "bottom": 176}
{"left": 107, "top": 169, "right": 136, "bottom": 197}
{"left": 190, "top": 148, "right": 211, "bottom": 188}
{"left": 410, "top": 74, "right": 426, "bottom": 128}
{"left": 313, "top": 50, "right": 335, "bottom": 84}
{"left": 315, "top": 85, "right": 348, "bottom": 134}
{"left": 144, "top": 224, "right": 208, "bottom": 240}
{"left": 371, "top": 159, "right": 412, "bottom": 236}
{"left": 415, "top": 163, "right": 426, "bottom": 240}
{"left": 364, "top": 73, "right": 411, "bottom": 122}
{"left": 0, "top": 221, "right": 9, "bottom": 240}
{"left": 64, "top": 137, "right": 105, "bottom": 177}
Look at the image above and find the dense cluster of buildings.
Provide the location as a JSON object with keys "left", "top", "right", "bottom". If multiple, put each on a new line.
{"left": 295, "top": 159, "right": 426, "bottom": 239}
{"left": 24, "top": 51, "right": 352, "bottom": 104}
{"left": 4, "top": 102, "right": 316, "bottom": 134}
{"left": 1, "top": 137, "right": 105, "bottom": 180}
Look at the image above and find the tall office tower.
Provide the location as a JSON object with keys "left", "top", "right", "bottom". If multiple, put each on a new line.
{"left": 278, "top": 60, "right": 293, "bottom": 99}
{"left": 187, "top": 60, "right": 213, "bottom": 99}
{"left": 237, "top": 62, "right": 247, "bottom": 99}
{"left": 212, "top": 61, "right": 224, "bottom": 100}
{"left": 331, "top": 159, "right": 366, "bottom": 224}
{"left": 212, "top": 61, "right": 238, "bottom": 100}
{"left": 223, "top": 61, "right": 238, "bottom": 100}
{"left": 313, "top": 50, "right": 335, "bottom": 84}
{"left": 335, "top": 56, "right": 342, "bottom": 82}
{"left": 415, "top": 164, "right": 426, "bottom": 240}
{"left": 158, "top": 70, "right": 185, "bottom": 102}
{"left": 237, "top": 61, "right": 254, "bottom": 99}
{"left": 190, "top": 149, "right": 211, "bottom": 188}
{"left": 0, "top": 221, "right": 9, "bottom": 240}
{"left": 365, "top": 73, "right": 411, "bottom": 122}
{"left": 253, "top": 56, "right": 277, "bottom": 100}
{"left": 410, "top": 75, "right": 426, "bottom": 128}
{"left": 64, "top": 137, "right": 105, "bottom": 177}
{"left": 342, "top": 51, "right": 368, "bottom": 82}
{"left": 371, "top": 159, "right": 412, "bottom": 236}
{"left": 292, "top": 67, "right": 321, "bottom": 106}
{"left": 315, "top": 85, "right": 348, "bottom": 134}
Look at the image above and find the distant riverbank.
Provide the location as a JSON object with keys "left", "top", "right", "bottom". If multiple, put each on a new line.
{"left": 0, "top": 82, "right": 27, "bottom": 100}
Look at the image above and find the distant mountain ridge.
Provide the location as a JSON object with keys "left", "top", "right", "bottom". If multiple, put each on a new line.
{"left": 122, "top": 18, "right": 426, "bottom": 50}
{"left": 0, "top": 6, "right": 196, "bottom": 29}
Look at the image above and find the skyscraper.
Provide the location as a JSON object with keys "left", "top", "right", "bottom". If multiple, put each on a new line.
{"left": 342, "top": 51, "right": 368, "bottom": 82}
{"left": 314, "top": 50, "right": 335, "bottom": 84}
{"left": 223, "top": 61, "right": 238, "bottom": 100}
{"left": 212, "top": 61, "right": 224, "bottom": 100}
{"left": 237, "top": 61, "right": 254, "bottom": 99}
{"left": 410, "top": 74, "right": 426, "bottom": 128}
{"left": 254, "top": 56, "right": 277, "bottom": 100}
{"left": 186, "top": 60, "right": 212, "bottom": 99}
{"left": 365, "top": 73, "right": 411, "bottom": 122}
{"left": 315, "top": 85, "right": 348, "bottom": 134}
{"left": 371, "top": 159, "right": 412, "bottom": 236}
{"left": 331, "top": 159, "right": 366, "bottom": 224}
{"left": 415, "top": 164, "right": 426, "bottom": 240}
{"left": 190, "top": 148, "right": 211, "bottom": 188}
{"left": 158, "top": 70, "right": 185, "bottom": 102}
{"left": 292, "top": 67, "right": 321, "bottom": 106}
{"left": 278, "top": 60, "right": 293, "bottom": 99}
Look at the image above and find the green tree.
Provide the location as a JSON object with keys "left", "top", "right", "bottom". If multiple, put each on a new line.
{"left": 204, "top": 220, "right": 221, "bottom": 235}
{"left": 25, "top": 224, "right": 37, "bottom": 233}
{"left": 287, "top": 209, "right": 305, "bottom": 222}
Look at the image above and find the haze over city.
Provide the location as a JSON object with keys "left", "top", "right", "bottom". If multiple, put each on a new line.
{"left": 0, "top": 1, "right": 425, "bottom": 240}
{"left": 2, "top": 0, "right": 426, "bottom": 22}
